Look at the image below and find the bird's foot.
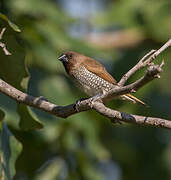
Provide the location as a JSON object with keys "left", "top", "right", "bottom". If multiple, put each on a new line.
{"left": 74, "top": 98, "right": 88, "bottom": 112}
{"left": 74, "top": 94, "right": 103, "bottom": 111}
{"left": 88, "top": 94, "right": 103, "bottom": 108}
{"left": 91, "top": 93, "right": 103, "bottom": 102}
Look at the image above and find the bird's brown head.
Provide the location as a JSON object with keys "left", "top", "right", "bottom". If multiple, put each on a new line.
{"left": 58, "top": 51, "right": 84, "bottom": 74}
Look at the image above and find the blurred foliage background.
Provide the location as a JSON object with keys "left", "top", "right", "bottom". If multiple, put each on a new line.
{"left": 0, "top": 0, "right": 171, "bottom": 179}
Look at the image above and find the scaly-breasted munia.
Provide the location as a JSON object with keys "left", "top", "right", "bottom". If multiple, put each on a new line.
{"left": 58, "top": 51, "right": 145, "bottom": 105}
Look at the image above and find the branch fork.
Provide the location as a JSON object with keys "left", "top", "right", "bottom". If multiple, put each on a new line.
{"left": 0, "top": 27, "right": 171, "bottom": 129}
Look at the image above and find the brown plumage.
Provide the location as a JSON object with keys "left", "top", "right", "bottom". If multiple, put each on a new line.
{"left": 58, "top": 51, "right": 145, "bottom": 105}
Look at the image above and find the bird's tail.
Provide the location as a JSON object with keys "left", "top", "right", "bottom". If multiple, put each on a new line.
{"left": 122, "top": 94, "right": 146, "bottom": 106}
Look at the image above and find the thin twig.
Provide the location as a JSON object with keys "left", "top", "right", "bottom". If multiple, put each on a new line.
{"left": 0, "top": 27, "right": 6, "bottom": 39}
{"left": 0, "top": 62, "right": 170, "bottom": 129}
{"left": 139, "top": 49, "right": 156, "bottom": 63}
{"left": 118, "top": 49, "right": 156, "bottom": 86}
{"left": 101, "top": 61, "right": 163, "bottom": 101}
{"left": 0, "top": 42, "right": 12, "bottom": 55}
{"left": 0, "top": 27, "right": 11, "bottom": 55}
{"left": 118, "top": 39, "right": 171, "bottom": 86}
{"left": 0, "top": 38, "right": 170, "bottom": 129}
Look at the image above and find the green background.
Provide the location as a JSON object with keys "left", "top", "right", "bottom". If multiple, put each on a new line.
{"left": 0, "top": 0, "right": 171, "bottom": 179}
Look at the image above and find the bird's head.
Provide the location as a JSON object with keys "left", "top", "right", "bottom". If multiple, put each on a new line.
{"left": 58, "top": 51, "right": 74, "bottom": 63}
{"left": 58, "top": 51, "right": 81, "bottom": 63}
{"left": 58, "top": 51, "right": 83, "bottom": 74}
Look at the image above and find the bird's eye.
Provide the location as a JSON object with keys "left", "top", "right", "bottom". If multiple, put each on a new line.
{"left": 68, "top": 54, "right": 72, "bottom": 58}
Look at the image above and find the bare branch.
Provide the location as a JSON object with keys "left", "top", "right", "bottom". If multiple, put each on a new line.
{"left": 0, "top": 75, "right": 171, "bottom": 129}
{"left": 0, "top": 79, "right": 77, "bottom": 118}
{"left": 0, "top": 27, "right": 6, "bottom": 39}
{"left": 92, "top": 102, "right": 171, "bottom": 129}
{"left": 118, "top": 39, "right": 171, "bottom": 86}
{"left": 118, "top": 49, "right": 156, "bottom": 86}
{"left": 0, "top": 39, "right": 170, "bottom": 129}
{"left": 101, "top": 61, "right": 163, "bottom": 101}
{"left": 0, "top": 42, "right": 12, "bottom": 55}
{"left": 0, "top": 27, "right": 11, "bottom": 55}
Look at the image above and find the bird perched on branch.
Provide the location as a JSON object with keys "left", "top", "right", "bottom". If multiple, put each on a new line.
{"left": 58, "top": 51, "right": 145, "bottom": 105}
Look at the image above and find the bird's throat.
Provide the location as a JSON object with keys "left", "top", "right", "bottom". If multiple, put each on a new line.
{"left": 62, "top": 61, "right": 69, "bottom": 74}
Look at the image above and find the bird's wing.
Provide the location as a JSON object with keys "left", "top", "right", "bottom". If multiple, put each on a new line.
{"left": 82, "top": 57, "right": 117, "bottom": 84}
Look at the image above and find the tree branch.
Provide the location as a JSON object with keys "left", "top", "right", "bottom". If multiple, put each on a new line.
{"left": 100, "top": 61, "right": 164, "bottom": 101}
{"left": 118, "top": 49, "right": 156, "bottom": 86}
{"left": 0, "top": 78, "right": 171, "bottom": 129}
{"left": 0, "top": 28, "right": 11, "bottom": 55}
{"left": 92, "top": 102, "right": 171, "bottom": 129}
{"left": 0, "top": 35, "right": 170, "bottom": 129}
{"left": 118, "top": 39, "right": 171, "bottom": 86}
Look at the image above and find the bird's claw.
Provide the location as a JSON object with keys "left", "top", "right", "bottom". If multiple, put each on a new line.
{"left": 88, "top": 94, "right": 103, "bottom": 108}
{"left": 91, "top": 94, "right": 102, "bottom": 102}
{"left": 74, "top": 98, "right": 88, "bottom": 112}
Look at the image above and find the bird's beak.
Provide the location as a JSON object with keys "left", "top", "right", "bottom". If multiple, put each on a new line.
{"left": 58, "top": 54, "right": 68, "bottom": 63}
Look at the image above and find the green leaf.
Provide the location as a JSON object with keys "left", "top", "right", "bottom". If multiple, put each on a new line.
{"left": 0, "top": 13, "right": 21, "bottom": 32}
{"left": 18, "top": 104, "right": 43, "bottom": 131}
{"left": 0, "top": 30, "right": 27, "bottom": 90}
{"left": 0, "top": 24, "right": 43, "bottom": 130}
{"left": 0, "top": 122, "right": 22, "bottom": 180}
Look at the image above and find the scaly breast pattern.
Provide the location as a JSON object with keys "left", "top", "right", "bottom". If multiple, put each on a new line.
{"left": 71, "top": 66, "right": 115, "bottom": 96}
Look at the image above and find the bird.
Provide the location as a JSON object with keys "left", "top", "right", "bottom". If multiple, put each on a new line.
{"left": 58, "top": 51, "right": 145, "bottom": 105}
